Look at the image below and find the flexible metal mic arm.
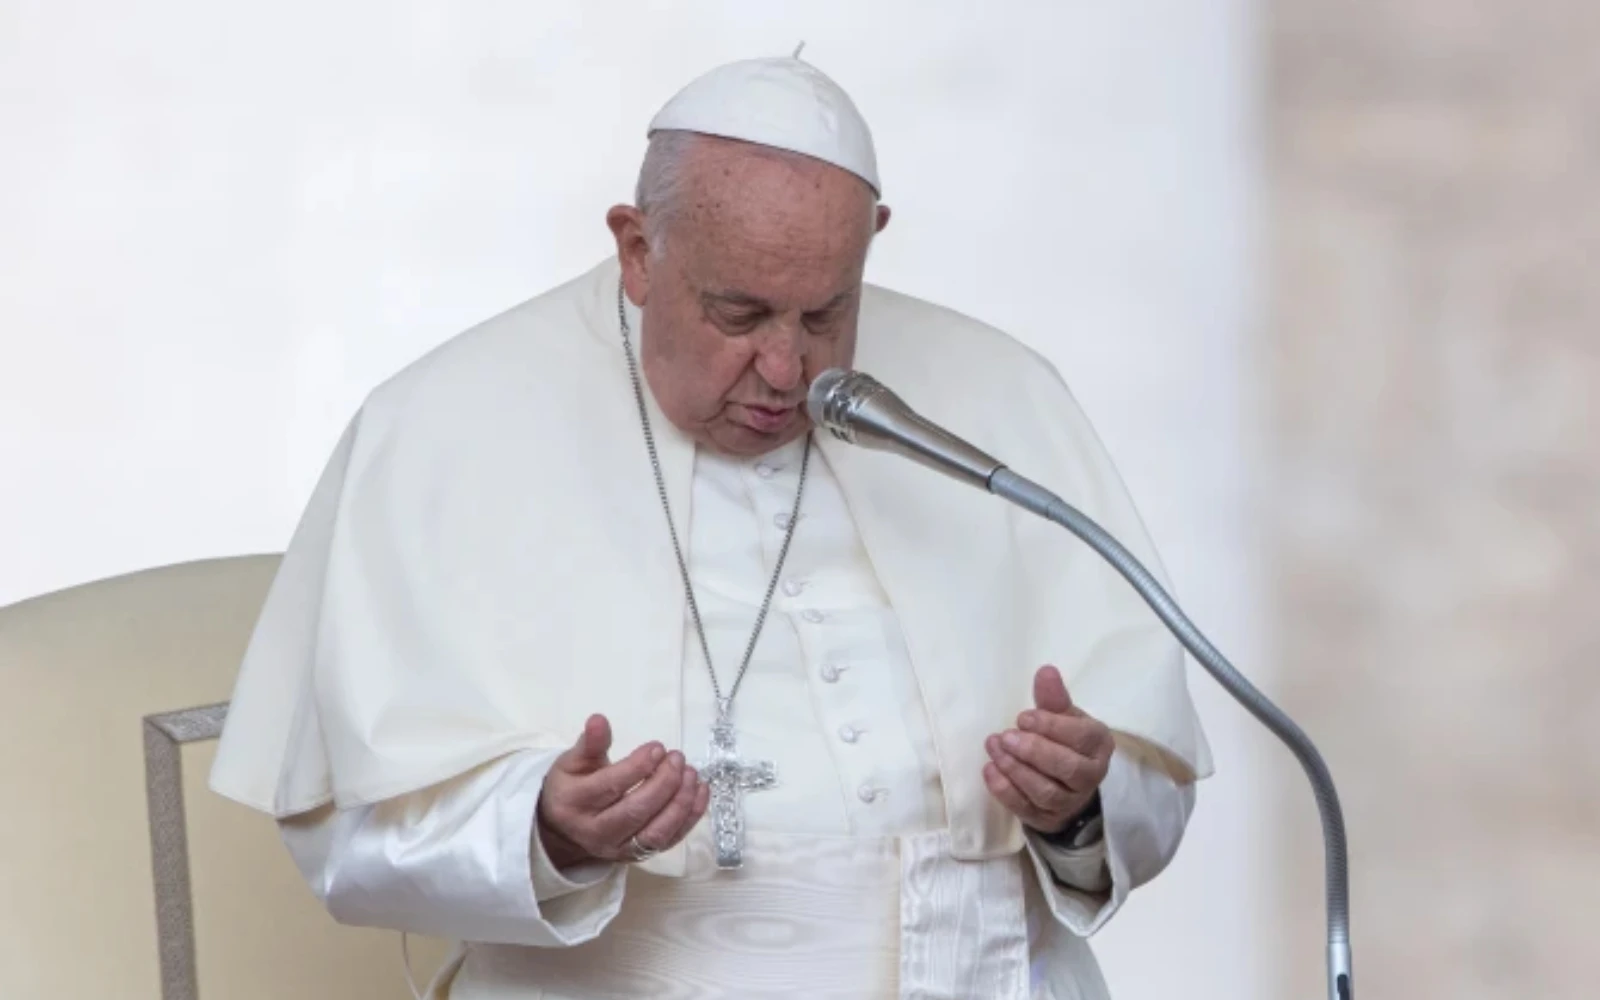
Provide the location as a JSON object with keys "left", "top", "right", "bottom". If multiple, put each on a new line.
{"left": 809, "top": 369, "right": 1353, "bottom": 1000}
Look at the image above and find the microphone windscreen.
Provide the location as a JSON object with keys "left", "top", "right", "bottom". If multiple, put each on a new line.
{"left": 806, "top": 368, "right": 851, "bottom": 425}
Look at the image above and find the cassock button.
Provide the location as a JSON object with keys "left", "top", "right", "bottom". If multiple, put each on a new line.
{"left": 755, "top": 463, "right": 777, "bottom": 479}
{"left": 782, "top": 579, "right": 804, "bottom": 597}
{"left": 774, "top": 513, "right": 791, "bottom": 529}
{"left": 802, "top": 609, "right": 824, "bottom": 624}
{"left": 837, "top": 725, "right": 861, "bottom": 744}
{"left": 820, "top": 663, "right": 843, "bottom": 683}
{"left": 857, "top": 785, "right": 883, "bottom": 804}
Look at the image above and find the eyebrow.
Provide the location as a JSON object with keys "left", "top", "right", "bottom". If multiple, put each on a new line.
{"left": 701, "top": 289, "right": 854, "bottom": 314}
{"left": 702, "top": 290, "right": 770, "bottom": 311}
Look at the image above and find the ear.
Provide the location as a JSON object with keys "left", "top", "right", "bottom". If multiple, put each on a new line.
{"left": 874, "top": 203, "right": 892, "bottom": 233}
{"left": 606, "top": 204, "right": 652, "bottom": 306}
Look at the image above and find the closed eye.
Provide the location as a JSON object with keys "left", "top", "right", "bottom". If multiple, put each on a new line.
{"left": 709, "top": 305, "right": 767, "bottom": 334}
{"left": 700, "top": 290, "right": 852, "bottom": 334}
{"left": 803, "top": 307, "right": 846, "bottom": 332}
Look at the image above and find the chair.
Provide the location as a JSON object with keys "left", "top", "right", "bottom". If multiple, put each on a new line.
{"left": 0, "top": 557, "right": 449, "bottom": 999}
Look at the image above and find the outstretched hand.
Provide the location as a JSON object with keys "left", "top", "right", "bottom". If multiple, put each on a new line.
{"left": 982, "top": 665, "right": 1113, "bottom": 835}
{"left": 537, "top": 714, "right": 710, "bottom": 869}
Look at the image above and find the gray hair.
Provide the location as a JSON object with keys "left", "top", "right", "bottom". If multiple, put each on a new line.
{"left": 634, "top": 130, "right": 704, "bottom": 256}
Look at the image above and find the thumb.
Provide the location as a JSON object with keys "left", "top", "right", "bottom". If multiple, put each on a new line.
{"left": 560, "top": 713, "right": 613, "bottom": 773}
{"left": 1033, "top": 665, "right": 1074, "bottom": 715}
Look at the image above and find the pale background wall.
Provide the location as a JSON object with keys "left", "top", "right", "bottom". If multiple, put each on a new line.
{"left": 1269, "top": 1, "right": 1600, "bottom": 997}
{"left": 0, "top": 3, "right": 1269, "bottom": 998}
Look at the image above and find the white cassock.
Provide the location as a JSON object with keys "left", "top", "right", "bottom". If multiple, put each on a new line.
{"left": 211, "top": 258, "right": 1214, "bottom": 999}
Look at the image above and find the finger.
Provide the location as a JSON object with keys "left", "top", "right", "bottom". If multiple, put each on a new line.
{"left": 1032, "top": 665, "right": 1074, "bottom": 715}
{"left": 556, "top": 714, "right": 614, "bottom": 774}
{"left": 591, "top": 751, "right": 685, "bottom": 844}
{"left": 571, "top": 741, "right": 666, "bottom": 808}
{"left": 997, "top": 729, "right": 1103, "bottom": 792}
{"left": 985, "top": 735, "right": 1072, "bottom": 813}
{"left": 689, "top": 781, "right": 710, "bottom": 826}
{"left": 982, "top": 761, "right": 1053, "bottom": 829}
{"left": 1014, "top": 713, "right": 1113, "bottom": 770}
{"left": 673, "top": 780, "right": 711, "bottom": 845}
{"left": 631, "top": 765, "right": 702, "bottom": 852}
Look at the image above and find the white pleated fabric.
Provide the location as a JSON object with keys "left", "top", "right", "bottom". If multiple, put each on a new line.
{"left": 897, "top": 831, "right": 1030, "bottom": 998}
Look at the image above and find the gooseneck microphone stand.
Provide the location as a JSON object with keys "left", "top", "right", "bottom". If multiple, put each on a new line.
{"left": 810, "top": 369, "right": 1353, "bottom": 1000}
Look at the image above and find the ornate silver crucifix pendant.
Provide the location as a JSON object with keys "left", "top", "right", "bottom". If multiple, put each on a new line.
{"left": 696, "top": 703, "right": 777, "bottom": 869}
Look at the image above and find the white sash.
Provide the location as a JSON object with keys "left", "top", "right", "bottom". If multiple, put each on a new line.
{"left": 435, "top": 830, "right": 1054, "bottom": 1000}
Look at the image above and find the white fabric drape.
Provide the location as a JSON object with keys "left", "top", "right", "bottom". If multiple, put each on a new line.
{"left": 280, "top": 439, "right": 1196, "bottom": 997}
{"left": 209, "top": 259, "right": 1214, "bottom": 863}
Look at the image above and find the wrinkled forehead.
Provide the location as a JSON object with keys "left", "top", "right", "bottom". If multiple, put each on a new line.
{"left": 674, "top": 139, "right": 877, "bottom": 307}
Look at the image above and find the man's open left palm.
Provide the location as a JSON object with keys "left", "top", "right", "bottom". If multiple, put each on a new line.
{"left": 983, "top": 665, "right": 1113, "bottom": 834}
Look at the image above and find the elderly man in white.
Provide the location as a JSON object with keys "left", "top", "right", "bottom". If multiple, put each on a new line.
{"left": 211, "top": 54, "right": 1212, "bottom": 999}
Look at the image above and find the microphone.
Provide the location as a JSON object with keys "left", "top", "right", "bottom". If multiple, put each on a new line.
{"left": 806, "top": 368, "right": 1004, "bottom": 488}
{"left": 808, "top": 368, "right": 1354, "bottom": 1000}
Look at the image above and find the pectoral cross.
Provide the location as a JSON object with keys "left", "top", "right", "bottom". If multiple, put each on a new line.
{"left": 697, "top": 709, "right": 777, "bottom": 869}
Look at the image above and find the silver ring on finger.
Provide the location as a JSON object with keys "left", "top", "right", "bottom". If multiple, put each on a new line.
{"left": 627, "top": 834, "right": 660, "bottom": 863}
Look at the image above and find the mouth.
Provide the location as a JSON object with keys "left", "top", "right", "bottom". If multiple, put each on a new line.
{"left": 739, "top": 403, "right": 801, "bottom": 434}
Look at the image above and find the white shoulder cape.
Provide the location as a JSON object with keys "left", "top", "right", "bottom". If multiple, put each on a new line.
{"left": 210, "top": 258, "right": 1212, "bottom": 876}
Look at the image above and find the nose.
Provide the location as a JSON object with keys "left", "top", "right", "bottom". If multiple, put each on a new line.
{"left": 754, "top": 329, "right": 805, "bottom": 394}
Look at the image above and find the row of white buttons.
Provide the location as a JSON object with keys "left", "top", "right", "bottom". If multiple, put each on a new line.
{"left": 759, "top": 468, "right": 803, "bottom": 608}
{"left": 750, "top": 453, "right": 883, "bottom": 808}
{"left": 763, "top": 483, "right": 882, "bottom": 800}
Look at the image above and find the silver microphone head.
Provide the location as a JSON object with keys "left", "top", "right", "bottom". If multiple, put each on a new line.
{"left": 807, "top": 368, "right": 885, "bottom": 444}
{"left": 805, "top": 367, "right": 1003, "bottom": 489}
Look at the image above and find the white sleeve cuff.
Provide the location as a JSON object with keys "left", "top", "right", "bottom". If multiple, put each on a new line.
{"left": 1022, "top": 822, "right": 1122, "bottom": 936}
{"left": 1022, "top": 739, "right": 1195, "bottom": 937}
{"left": 283, "top": 749, "right": 627, "bottom": 948}
{"left": 1027, "top": 827, "right": 1112, "bottom": 893}
{"left": 527, "top": 762, "right": 622, "bottom": 903}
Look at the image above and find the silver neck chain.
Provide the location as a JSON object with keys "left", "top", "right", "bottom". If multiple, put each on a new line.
{"left": 616, "top": 279, "right": 811, "bottom": 716}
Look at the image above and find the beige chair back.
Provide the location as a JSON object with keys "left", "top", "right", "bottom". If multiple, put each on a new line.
{"left": 0, "top": 557, "right": 449, "bottom": 999}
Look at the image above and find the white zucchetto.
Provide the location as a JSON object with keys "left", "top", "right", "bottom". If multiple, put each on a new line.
{"left": 647, "top": 54, "right": 881, "bottom": 195}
